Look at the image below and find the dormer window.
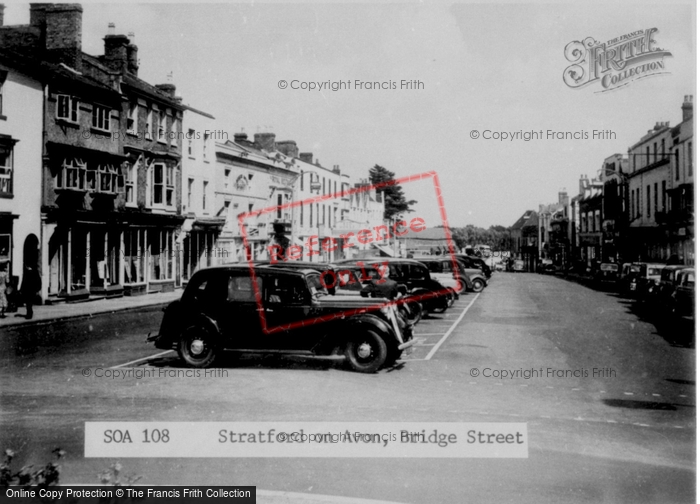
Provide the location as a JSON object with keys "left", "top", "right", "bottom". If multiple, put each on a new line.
{"left": 56, "top": 95, "right": 79, "bottom": 123}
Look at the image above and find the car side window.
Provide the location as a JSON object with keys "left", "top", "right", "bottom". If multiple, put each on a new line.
{"left": 228, "top": 275, "right": 262, "bottom": 302}
{"left": 409, "top": 264, "right": 428, "bottom": 280}
{"left": 266, "top": 275, "right": 308, "bottom": 305}
{"left": 388, "top": 264, "right": 404, "bottom": 280}
{"left": 685, "top": 273, "right": 695, "bottom": 287}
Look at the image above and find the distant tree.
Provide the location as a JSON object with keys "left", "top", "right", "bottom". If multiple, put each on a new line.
{"left": 369, "top": 165, "right": 417, "bottom": 220}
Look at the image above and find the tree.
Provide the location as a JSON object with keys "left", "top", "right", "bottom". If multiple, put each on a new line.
{"left": 369, "top": 165, "right": 417, "bottom": 220}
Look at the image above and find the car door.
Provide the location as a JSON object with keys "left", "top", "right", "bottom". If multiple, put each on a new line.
{"left": 218, "top": 271, "right": 264, "bottom": 349}
{"left": 261, "top": 272, "right": 318, "bottom": 350}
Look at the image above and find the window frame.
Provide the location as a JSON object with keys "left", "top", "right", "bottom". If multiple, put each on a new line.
{"left": 56, "top": 94, "right": 79, "bottom": 123}
{"left": 91, "top": 104, "right": 111, "bottom": 132}
{"left": 0, "top": 140, "right": 14, "bottom": 195}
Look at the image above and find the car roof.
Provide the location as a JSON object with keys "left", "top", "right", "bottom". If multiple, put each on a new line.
{"left": 192, "top": 264, "right": 318, "bottom": 277}
{"left": 259, "top": 261, "right": 335, "bottom": 269}
{"left": 335, "top": 257, "right": 426, "bottom": 265}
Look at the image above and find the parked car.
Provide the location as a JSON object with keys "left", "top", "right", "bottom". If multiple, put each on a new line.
{"left": 455, "top": 254, "right": 492, "bottom": 278}
{"left": 512, "top": 259, "right": 525, "bottom": 272}
{"left": 594, "top": 263, "right": 620, "bottom": 286}
{"left": 619, "top": 262, "right": 642, "bottom": 294}
{"left": 332, "top": 264, "right": 423, "bottom": 325}
{"left": 634, "top": 263, "right": 666, "bottom": 301}
{"left": 538, "top": 259, "right": 556, "bottom": 274}
{"left": 148, "top": 265, "right": 415, "bottom": 373}
{"left": 415, "top": 257, "right": 487, "bottom": 293}
{"left": 335, "top": 258, "right": 453, "bottom": 314}
{"left": 669, "top": 268, "right": 695, "bottom": 320}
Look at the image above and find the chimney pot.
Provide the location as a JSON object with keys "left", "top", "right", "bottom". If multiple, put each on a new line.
{"left": 0, "top": 5, "right": 5, "bottom": 27}
{"left": 108, "top": 22, "right": 115, "bottom": 35}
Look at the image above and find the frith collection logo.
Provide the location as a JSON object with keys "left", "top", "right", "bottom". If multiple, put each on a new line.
{"left": 563, "top": 28, "right": 672, "bottom": 92}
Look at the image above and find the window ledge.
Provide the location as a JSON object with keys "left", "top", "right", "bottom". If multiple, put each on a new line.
{"left": 90, "top": 127, "right": 111, "bottom": 136}
{"left": 55, "top": 118, "right": 80, "bottom": 128}
{"left": 0, "top": 193, "right": 13, "bottom": 199}
{"left": 0, "top": 115, "right": 7, "bottom": 121}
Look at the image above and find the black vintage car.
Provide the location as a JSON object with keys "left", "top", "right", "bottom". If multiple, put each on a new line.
{"left": 335, "top": 258, "right": 453, "bottom": 314}
{"left": 455, "top": 254, "right": 492, "bottom": 278}
{"left": 148, "top": 265, "right": 415, "bottom": 373}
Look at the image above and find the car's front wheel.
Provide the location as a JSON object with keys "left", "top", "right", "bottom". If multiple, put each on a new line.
{"left": 471, "top": 278, "right": 485, "bottom": 293}
{"left": 345, "top": 330, "right": 387, "bottom": 373}
{"left": 178, "top": 326, "right": 218, "bottom": 368}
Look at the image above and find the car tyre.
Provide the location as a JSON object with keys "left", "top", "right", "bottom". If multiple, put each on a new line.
{"left": 400, "top": 300, "right": 423, "bottom": 325}
{"left": 471, "top": 278, "right": 485, "bottom": 293}
{"left": 345, "top": 330, "right": 387, "bottom": 373}
{"left": 178, "top": 325, "right": 218, "bottom": 368}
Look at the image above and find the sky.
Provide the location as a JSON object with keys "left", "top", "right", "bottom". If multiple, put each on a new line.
{"left": 5, "top": 1, "right": 695, "bottom": 228}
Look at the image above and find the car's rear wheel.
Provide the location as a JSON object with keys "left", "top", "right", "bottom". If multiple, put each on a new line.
{"left": 178, "top": 326, "right": 217, "bottom": 368}
{"left": 471, "top": 278, "right": 485, "bottom": 293}
{"left": 345, "top": 330, "right": 387, "bottom": 373}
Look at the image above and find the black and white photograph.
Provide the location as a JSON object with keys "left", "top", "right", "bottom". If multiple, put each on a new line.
{"left": 0, "top": 1, "right": 695, "bottom": 503}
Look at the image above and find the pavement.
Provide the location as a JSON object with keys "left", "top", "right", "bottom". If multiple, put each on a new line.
{"left": 0, "top": 289, "right": 183, "bottom": 330}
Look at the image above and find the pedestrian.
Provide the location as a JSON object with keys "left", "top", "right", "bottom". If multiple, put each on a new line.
{"left": 0, "top": 261, "right": 8, "bottom": 318}
{"left": 20, "top": 265, "right": 41, "bottom": 319}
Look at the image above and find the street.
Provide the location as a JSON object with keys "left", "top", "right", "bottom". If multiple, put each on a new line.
{"left": 0, "top": 272, "right": 695, "bottom": 503}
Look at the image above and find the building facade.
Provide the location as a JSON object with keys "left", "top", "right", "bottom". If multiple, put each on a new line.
{"left": 1, "top": 4, "right": 187, "bottom": 302}
{"left": 180, "top": 106, "right": 223, "bottom": 282}
{"left": 0, "top": 47, "right": 44, "bottom": 291}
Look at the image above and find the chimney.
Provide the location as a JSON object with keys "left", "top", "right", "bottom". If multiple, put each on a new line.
{"left": 275, "top": 140, "right": 299, "bottom": 158}
{"left": 103, "top": 23, "right": 130, "bottom": 72}
{"left": 45, "top": 4, "right": 83, "bottom": 70}
{"left": 0, "top": 5, "right": 5, "bottom": 26}
{"left": 233, "top": 132, "right": 248, "bottom": 143}
{"left": 29, "top": 3, "right": 49, "bottom": 29}
{"left": 299, "top": 152, "right": 313, "bottom": 164}
{"left": 125, "top": 32, "right": 138, "bottom": 76}
{"left": 682, "top": 95, "right": 693, "bottom": 121}
{"left": 155, "top": 83, "right": 176, "bottom": 97}
{"left": 254, "top": 132, "right": 276, "bottom": 152}
{"left": 558, "top": 190, "right": 568, "bottom": 206}
{"left": 332, "top": 164, "right": 340, "bottom": 174}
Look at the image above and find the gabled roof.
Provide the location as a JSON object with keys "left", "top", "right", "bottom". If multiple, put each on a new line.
{"left": 511, "top": 210, "right": 538, "bottom": 230}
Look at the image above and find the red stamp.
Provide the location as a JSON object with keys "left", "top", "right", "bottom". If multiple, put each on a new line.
{"left": 238, "top": 171, "right": 461, "bottom": 334}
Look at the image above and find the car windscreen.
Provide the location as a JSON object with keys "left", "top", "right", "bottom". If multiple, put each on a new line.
{"left": 600, "top": 264, "right": 618, "bottom": 271}
{"left": 306, "top": 272, "right": 329, "bottom": 298}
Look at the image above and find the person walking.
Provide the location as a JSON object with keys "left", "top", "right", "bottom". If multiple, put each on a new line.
{"left": 0, "top": 261, "right": 8, "bottom": 318}
{"left": 20, "top": 265, "right": 41, "bottom": 319}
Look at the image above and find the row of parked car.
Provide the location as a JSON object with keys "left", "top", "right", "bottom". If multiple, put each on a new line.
{"left": 600, "top": 262, "right": 695, "bottom": 323}
{"left": 148, "top": 254, "right": 492, "bottom": 373}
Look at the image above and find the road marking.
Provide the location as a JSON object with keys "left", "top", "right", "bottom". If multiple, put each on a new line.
{"left": 111, "top": 350, "right": 175, "bottom": 369}
{"left": 424, "top": 293, "right": 480, "bottom": 360}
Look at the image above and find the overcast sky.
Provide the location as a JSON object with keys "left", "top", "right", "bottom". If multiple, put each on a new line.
{"left": 5, "top": 1, "right": 695, "bottom": 228}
